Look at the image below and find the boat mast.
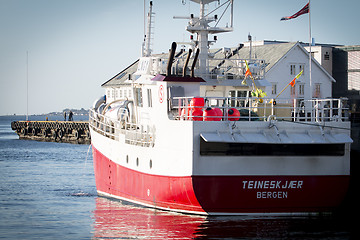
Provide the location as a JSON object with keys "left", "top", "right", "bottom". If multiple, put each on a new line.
{"left": 186, "top": 0, "right": 234, "bottom": 76}
{"left": 198, "top": 2, "right": 208, "bottom": 75}
{"left": 143, "top": 1, "right": 155, "bottom": 57}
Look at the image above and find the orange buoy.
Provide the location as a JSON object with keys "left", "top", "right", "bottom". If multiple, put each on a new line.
{"left": 213, "top": 107, "right": 223, "bottom": 121}
{"left": 203, "top": 108, "right": 218, "bottom": 121}
{"left": 181, "top": 104, "right": 190, "bottom": 120}
{"left": 190, "top": 97, "right": 204, "bottom": 110}
{"left": 191, "top": 109, "right": 203, "bottom": 121}
{"left": 228, "top": 108, "right": 240, "bottom": 121}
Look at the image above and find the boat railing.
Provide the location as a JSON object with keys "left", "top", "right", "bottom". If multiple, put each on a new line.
{"left": 89, "top": 109, "right": 155, "bottom": 147}
{"left": 154, "top": 55, "right": 266, "bottom": 80}
{"left": 169, "top": 96, "right": 350, "bottom": 123}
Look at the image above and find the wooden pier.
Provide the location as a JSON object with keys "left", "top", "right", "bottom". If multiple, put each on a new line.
{"left": 11, "top": 120, "right": 90, "bottom": 144}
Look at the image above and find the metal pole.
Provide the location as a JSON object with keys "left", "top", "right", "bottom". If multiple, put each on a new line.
{"left": 308, "top": 0, "right": 312, "bottom": 99}
{"left": 308, "top": 0, "right": 312, "bottom": 120}
{"left": 26, "top": 51, "right": 29, "bottom": 121}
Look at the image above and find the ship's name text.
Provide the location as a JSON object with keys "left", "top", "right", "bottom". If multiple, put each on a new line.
{"left": 242, "top": 180, "right": 303, "bottom": 199}
{"left": 242, "top": 180, "right": 303, "bottom": 189}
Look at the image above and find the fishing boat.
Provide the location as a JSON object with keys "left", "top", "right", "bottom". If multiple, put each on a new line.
{"left": 89, "top": 0, "right": 352, "bottom": 215}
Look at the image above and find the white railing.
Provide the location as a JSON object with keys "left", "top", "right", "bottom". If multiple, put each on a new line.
{"left": 169, "top": 97, "right": 350, "bottom": 123}
{"left": 89, "top": 109, "right": 155, "bottom": 147}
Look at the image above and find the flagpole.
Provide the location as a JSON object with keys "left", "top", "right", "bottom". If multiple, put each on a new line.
{"left": 271, "top": 70, "right": 303, "bottom": 103}
{"left": 308, "top": 0, "right": 312, "bottom": 100}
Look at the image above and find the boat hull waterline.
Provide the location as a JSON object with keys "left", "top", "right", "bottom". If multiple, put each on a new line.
{"left": 92, "top": 146, "right": 349, "bottom": 215}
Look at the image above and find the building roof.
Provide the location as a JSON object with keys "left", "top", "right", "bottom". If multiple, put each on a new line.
{"left": 236, "top": 42, "right": 297, "bottom": 72}
{"left": 239, "top": 41, "right": 335, "bottom": 83}
{"left": 101, "top": 59, "right": 139, "bottom": 87}
{"left": 101, "top": 41, "right": 336, "bottom": 87}
{"left": 335, "top": 45, "right": 360, "bottom": 52}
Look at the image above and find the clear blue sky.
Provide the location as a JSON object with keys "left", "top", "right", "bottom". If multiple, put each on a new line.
{"left": 1, "top": 0, "right": 359, "bottom": 115}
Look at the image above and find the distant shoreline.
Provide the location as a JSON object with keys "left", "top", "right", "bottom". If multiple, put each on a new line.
{"left": 1, "top": 108, "right": 89, "bottom": 117}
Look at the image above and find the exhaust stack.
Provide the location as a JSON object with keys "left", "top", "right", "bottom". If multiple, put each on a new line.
{"left": 191, "top": 48, "right": 200, "bottom": 78}
{"left": 166, "top": 42, "right": 177, "bottom": 76}
{"left": 182, "top": 49, "right": 192, "bottom": 77}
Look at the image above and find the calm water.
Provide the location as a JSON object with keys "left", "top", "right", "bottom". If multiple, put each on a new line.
{"left": 0, "top": 115, "right": 354, "bottom": 239}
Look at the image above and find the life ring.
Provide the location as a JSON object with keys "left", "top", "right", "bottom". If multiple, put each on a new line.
{"left": 52, "top": 130, "right": 57, "bottom": 139}
{"left": 86, "top": 131, "right": 91, "bottom": 139}
{"left": 73, "top": 130, "right": 79, "bottom": 139}
{"left": 21, "top": 128, "right": 26, "bottom": 136}
{"left": 42, "top": 129, "right": 48, "bottom": 137}
{"left": 57, "top": 129, "right": 64, "bottom": 139}
{"left": 32, "top": 128, "right": 37, "bottom": 136}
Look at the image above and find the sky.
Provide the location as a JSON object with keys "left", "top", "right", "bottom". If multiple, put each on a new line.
{"left": 1, "top": 0, "right": 359, "bottom": 115}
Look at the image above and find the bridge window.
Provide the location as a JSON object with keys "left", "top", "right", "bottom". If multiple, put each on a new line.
{"left": 147, "top": 89, "right": 152, "bottom": 107}
{"left": 135, "top": 88, "right": 143, "bottom": 107}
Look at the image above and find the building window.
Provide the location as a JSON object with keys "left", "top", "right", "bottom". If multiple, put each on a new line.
{"left": 324, "top": 52, "right": 330, "bottom": 60}
{"left": 290, "top": 64, "right": 296, "bottom": 75}
{"left": 299, "top": 64, "right": 305, "bottom": 74}
{"left": 147, "top": 89, "right": 152, "bottom": 107}
{"left": 299, "top": 84, "right": 305, "bottom": 96}
{"left": 119, "top": 89, "right": 122, "bottom": 98}
{"left": 228, "top": 90, "right": 248, "bottom": 107}
{"left": 271, "top": 83, "right": 277, "bottom": 95}
{"left": 290, "top": 85, "right": 296, "bottom": 95}
{"left": 135, "top": 88, "right": 143, "bottom": 107}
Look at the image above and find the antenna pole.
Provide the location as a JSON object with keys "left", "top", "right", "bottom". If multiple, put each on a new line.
{"left": 26, "top": 51, "right": 29, "bottom": 121}
{"left": 230, "top": 0, "right": 234, "bottom": 28}
{"left": 144, "top": 1, "right": 154, "bottom": 57}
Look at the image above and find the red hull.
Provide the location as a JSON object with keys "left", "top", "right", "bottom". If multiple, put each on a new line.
{"left": 93, "top": 146, "right": 349, "bottom": 214}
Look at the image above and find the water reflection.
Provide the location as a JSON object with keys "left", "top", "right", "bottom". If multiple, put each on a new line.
{"left": 92, "top": 197, "right": 351, "bottom": 239}
{"left": 92, "top": 197, "right": 205, "bottom": 239}
{"left": 195, "top": 216, "right": 351, "bottom": 239}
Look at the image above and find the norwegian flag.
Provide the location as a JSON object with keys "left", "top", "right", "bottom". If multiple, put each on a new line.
{"left": 281, "top": 3, "right": 309, "bottom": 21}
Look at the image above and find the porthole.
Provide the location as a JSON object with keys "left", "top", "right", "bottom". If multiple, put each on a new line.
{"left": 149, "top": 159, "right": 152, "bottom": 169}
{"left": 126, "top": 155, "right": 129, "bottom": 164}
{"left": 136, "top": 157, "right": 139, "bottom": 166}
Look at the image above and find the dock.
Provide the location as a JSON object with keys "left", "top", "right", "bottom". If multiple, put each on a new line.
{"left": 11, "top": 120, "right": 90, "bottom": 144}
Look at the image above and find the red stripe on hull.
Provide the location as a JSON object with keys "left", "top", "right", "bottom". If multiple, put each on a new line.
{"left": 92, "top": 146, "right": 203, "bottom": 213}
{"left": 92, "top": 146, "right": 349, "bottom": 214}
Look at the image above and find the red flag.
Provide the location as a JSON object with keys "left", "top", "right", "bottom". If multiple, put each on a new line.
{"left": 289, "top": 70, "right": 303, "bottom": 87}
{"left": 245, "top": 68, "right": 252, "bottom": 78}
{"left": 289, "top": 78, "right": 296, "bottom": 87}
{"left": 244, "top": 60, "right": 252, "bottom": 79}
{"left": 281, "top": 3, "right": 309, "bottom": 21}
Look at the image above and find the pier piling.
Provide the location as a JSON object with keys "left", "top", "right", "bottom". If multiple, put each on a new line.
{"left": 11, "top": 120, "right": 90, "bottom": 144}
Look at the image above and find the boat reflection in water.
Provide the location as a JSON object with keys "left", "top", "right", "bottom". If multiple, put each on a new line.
{"left": 92, "top": 197, "right": 205, "bottom": 239}
{"left": 92, "top": 197, "right": 351, "bottom": 239}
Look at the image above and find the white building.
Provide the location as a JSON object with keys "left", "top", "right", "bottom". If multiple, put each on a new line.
{"left": 304, "top": 45, "right": 333, "bottom": 77}
{"left": 238, "top": 41, "right": 335, "bottom": 101}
